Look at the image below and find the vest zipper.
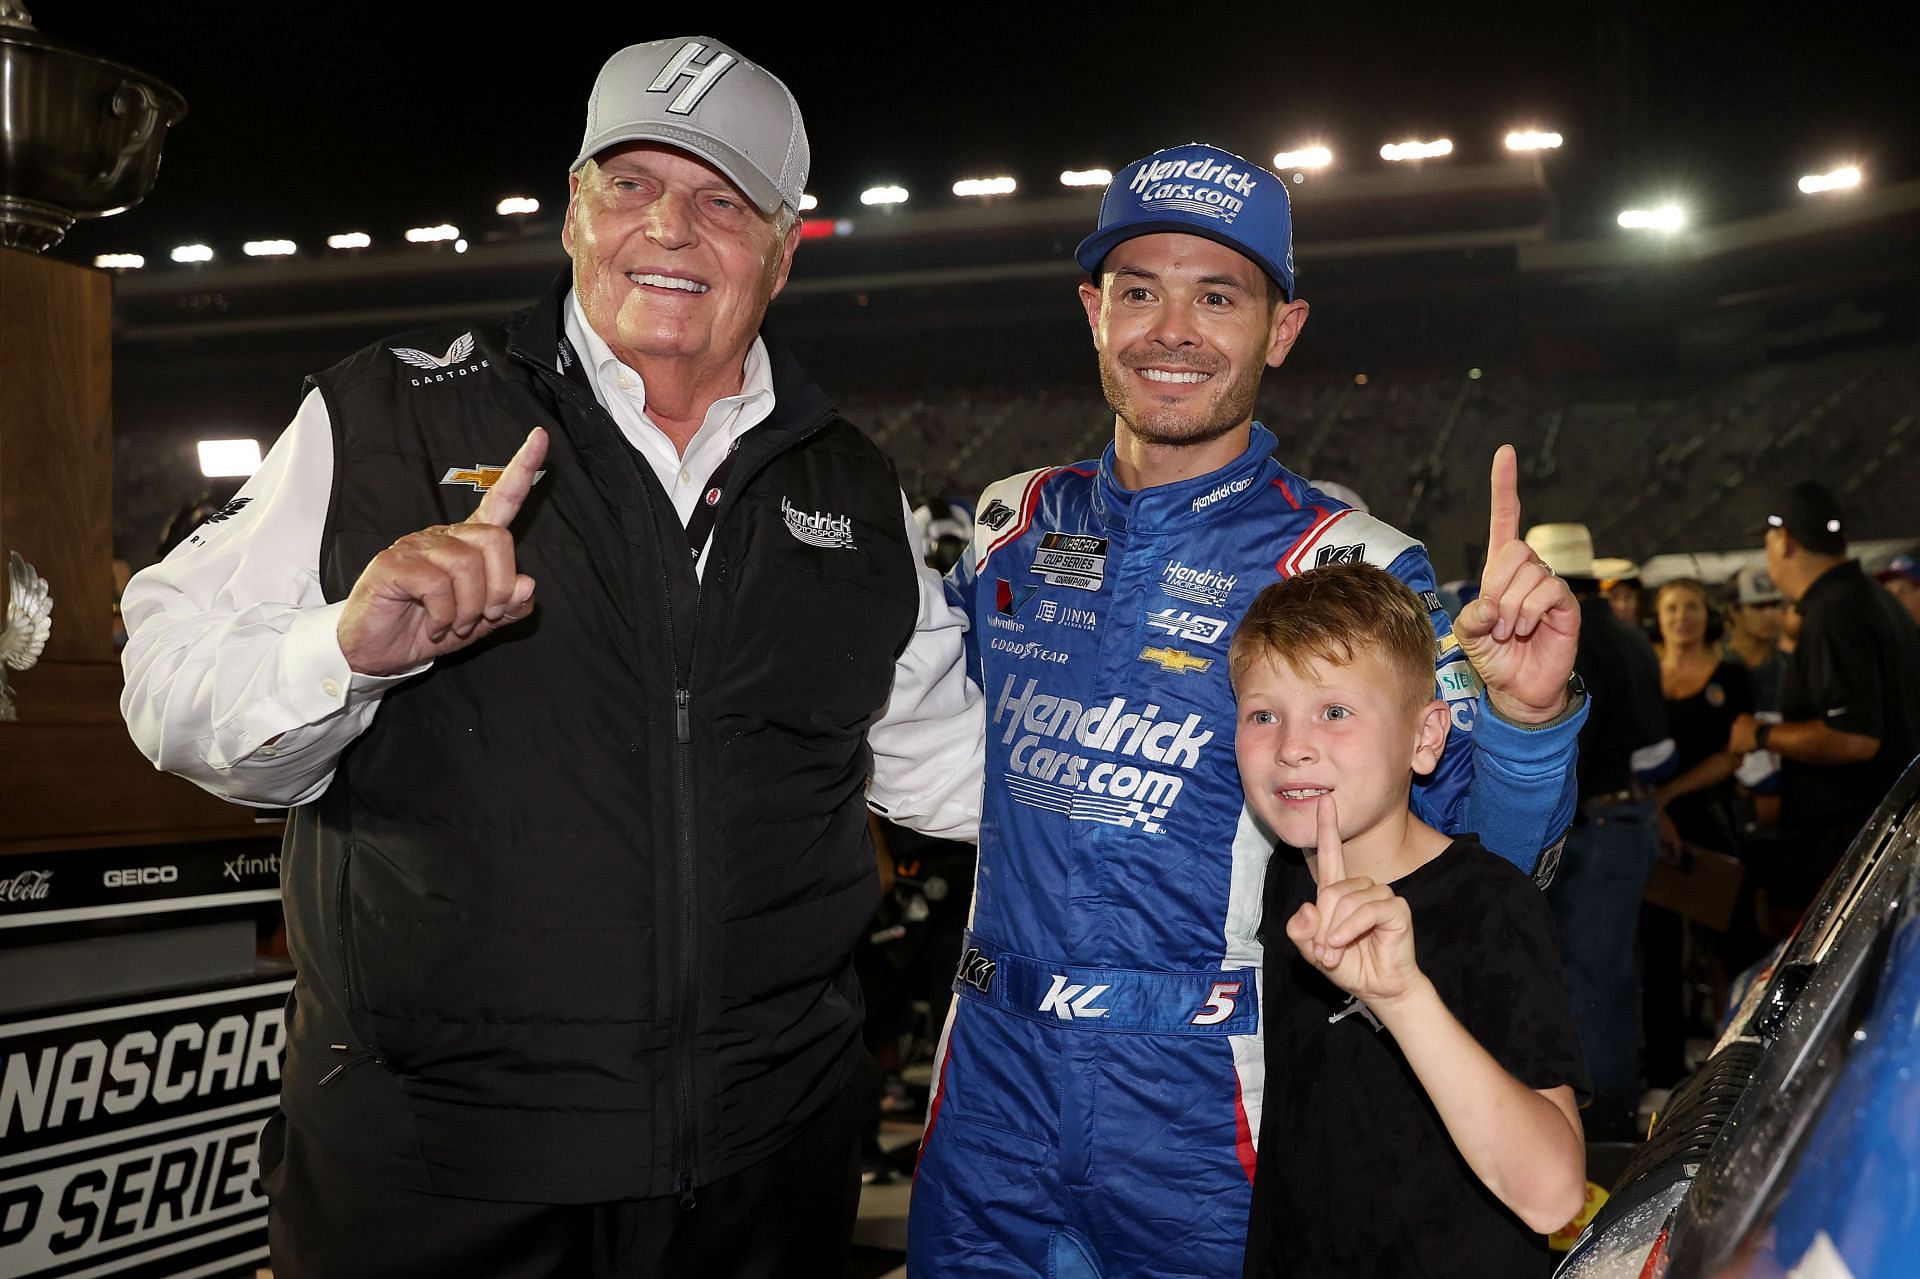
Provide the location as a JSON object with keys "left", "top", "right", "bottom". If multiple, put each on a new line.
{"left": 673, "top": 685, "right": 698, "bottom": 1209}
{"left": 512, "top": 341, "right": 842, "bottom": 1205}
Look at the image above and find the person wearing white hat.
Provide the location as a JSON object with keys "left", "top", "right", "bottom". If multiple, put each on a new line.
{"left": 120, "top": 37, "right": 983, "bottom": 1277}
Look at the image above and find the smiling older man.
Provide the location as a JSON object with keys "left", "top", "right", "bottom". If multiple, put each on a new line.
{"left": 120, "top": 37, "right": 980, "bottom": 1279}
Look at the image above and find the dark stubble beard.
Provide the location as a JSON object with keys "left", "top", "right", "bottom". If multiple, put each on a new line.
{"left": 1098, "top": 348, "right": 1266, "bottom": 450}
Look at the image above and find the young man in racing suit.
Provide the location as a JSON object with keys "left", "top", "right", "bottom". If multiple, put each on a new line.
{"left": 907, "top": 144, "right": 1587, "bottom": 1279}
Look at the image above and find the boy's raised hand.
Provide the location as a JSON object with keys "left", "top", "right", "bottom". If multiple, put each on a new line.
{"left": 1285, "top": 795, "right": 1421, "bottom": 1005}
{"left": 1453, "top": 445, "right": 1580, "bottom": 723}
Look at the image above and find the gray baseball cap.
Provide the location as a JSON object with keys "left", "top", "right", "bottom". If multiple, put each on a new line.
{"left": 572, "top": 37, "right": 808, "bottom": 216}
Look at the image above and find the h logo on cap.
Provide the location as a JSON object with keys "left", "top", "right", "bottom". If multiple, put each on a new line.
{"left": 647, "top": 41, "right": 736, "bottom": 115}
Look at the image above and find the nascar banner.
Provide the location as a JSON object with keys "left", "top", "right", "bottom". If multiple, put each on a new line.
{"left": 0, "top": 978, "right": 291, "bottom": 1278}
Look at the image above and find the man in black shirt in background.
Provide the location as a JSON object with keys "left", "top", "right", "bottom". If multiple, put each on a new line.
{"left": 1526, "top": 523, "right": 1672, "bottom": 1138}
{"left": 1731, "top": 484, "right": 1920, "bottom": 915}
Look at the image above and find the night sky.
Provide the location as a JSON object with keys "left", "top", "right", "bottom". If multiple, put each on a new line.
{"left": 37, "top": 1, "right": 1917, "bottom": 263}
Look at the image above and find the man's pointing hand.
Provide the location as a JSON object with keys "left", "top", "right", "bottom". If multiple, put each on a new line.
{"left": 338, "top": 427, "right": 547, "bottom": 676}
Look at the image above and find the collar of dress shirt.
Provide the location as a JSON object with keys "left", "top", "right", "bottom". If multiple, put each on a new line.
{"left": 561, "top": 289, "right": 774, "bottom": 432}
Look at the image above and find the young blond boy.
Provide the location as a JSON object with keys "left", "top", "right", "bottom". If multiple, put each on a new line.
{"left": 1232, "top": 563, "right": 1588, "bottom": 1278}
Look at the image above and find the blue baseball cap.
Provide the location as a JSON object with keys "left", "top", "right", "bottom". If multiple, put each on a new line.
{"left": 1075, "top": 143, "right": 1296, "bottom": 299}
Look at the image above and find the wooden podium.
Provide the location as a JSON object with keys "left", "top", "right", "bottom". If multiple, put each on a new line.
{"left": 0, "top": 248, "right": 269, "bottom": 854}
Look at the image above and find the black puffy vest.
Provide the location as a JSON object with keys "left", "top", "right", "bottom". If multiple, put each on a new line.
{"left": 277, "top": 279, "right": 918, "bottom": 1202}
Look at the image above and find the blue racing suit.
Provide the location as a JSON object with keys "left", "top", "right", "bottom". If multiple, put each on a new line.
{"left": 907, "top": 425, "right": 1583, "bottom": 1278}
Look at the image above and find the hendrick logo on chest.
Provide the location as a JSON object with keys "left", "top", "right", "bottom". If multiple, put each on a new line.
{"left": 781, "top": 496, "right": 856, "bottom": 550}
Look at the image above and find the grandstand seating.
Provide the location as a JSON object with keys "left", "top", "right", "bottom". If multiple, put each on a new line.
{"left": 852, "top": 338, "right": 1920, "bottom": 583}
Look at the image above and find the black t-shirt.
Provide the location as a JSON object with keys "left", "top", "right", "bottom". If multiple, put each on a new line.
{"left": 1664, "top": 658, "right": 1754, "bottom": 850}
{"left": 1244, "top": 837, "right": 1590, "bottom": 1279}
{"left": 1782, "top": 561, "right": 1920, "bottom": 834}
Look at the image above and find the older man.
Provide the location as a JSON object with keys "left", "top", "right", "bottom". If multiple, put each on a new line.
{"left": 120, "top": 37, "right": 978, "bottom": 1279}
{"left": 909, "top": 143, "right": 1586, "bottom": 1279}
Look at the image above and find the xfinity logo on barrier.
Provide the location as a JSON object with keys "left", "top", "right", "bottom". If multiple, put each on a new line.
{"left": 1039, "top": 975, "right": 1111, "bottom": 1021}
{"left": 224, "top": 851, "right": 282, "bottom": 883}
{"left": 103, "top": 866, "right": 179, "bottom": 889}
{"left": 781, "top": 496, "right": 856, "bottom": 549}
{"left": 1191, "top": 476, "right": 1253, "bottom": 513}
{"left": 0, "top": 870, "right": 52, "bottom": 904}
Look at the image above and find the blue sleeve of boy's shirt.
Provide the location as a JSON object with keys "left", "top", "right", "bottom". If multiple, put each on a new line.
{"left": 1386, "top": 541, "right": 1583, "bottom": 877}
{"left": 1457, "top": 695, "right": 1586, "bottom": 876}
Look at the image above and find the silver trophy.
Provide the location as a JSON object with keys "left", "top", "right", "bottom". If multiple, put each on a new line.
{"left": 0, "top": 0, "right": 186, "bottom": 251}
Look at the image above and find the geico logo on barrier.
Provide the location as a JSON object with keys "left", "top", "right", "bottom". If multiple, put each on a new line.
{"left": 101, "top": 867, "right": 179, "bottom": 889}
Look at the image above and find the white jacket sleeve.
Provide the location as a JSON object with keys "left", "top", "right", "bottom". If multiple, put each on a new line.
{"left": 119, "top": 389, "right": 417, "bottom": 807}
{"left": 864, "top": 494, "right": 984, "bottom": 843}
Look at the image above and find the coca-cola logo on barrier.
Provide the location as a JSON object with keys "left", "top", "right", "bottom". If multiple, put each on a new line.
{"left": 0, "top": 870, "right": 54, "bottom": 904}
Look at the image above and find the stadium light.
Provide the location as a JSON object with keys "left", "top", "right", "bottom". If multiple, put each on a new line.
{"left": 1380, "top": 138, "right": 1453, "bottom": 162}
{"left": 243, "top": 239, "right": 298, "bottom": 258}
{"left": 1504, "top": 130, "right": 1563, "bottom": 152}
{"left": 495, "top": 196, "right": 541, "bottom": 216}
{"left": 1798, "top": 165, "right": 1862, "bottom": 195}
{"left": 1273, "top": 146, "right": 1332, "bottom": 170}
{"left": 327, "top": 232, "right": 372, "bottom": 250}
{"left": 404, "top": 223, "right": 461, "bottom": 243}
{"left": 197, "top": 439, "right": 262, "bottom": 479}
{"left": 799, "top": 193, "right": 819, "bottom": 211}
{"left": 93, "top": 253, "right": 145, "bottom": 270}
{"left": 860, "top": 185, "right": 909, "bottom": 207}
{"left": 170, "top": 243, "right": 214, "bottom": 264}
{"left": 1060, "top": 168, "right": 1112, "bottom": 188}
{"left": 953, "top": 176, "right": 1017, "bottom": 198}
{"left": 1617, "top": 205, "right": 1686, "bottom": 232}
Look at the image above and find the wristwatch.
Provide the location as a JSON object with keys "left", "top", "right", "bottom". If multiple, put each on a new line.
{"left": 1755, "top": 721, "right": 1774, "bottom": 752}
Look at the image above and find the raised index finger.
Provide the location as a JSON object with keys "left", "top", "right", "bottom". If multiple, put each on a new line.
{"left": 468, "top": 428, "right": 549, "bottom": 528}
{"left": 1314, "top": 793, "right": 1345, "bottom": 887}
{"left": 1487, "top": 444, "right": 1520, "bottom": 562}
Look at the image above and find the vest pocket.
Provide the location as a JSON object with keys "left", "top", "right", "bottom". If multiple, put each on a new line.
{"left": 333, "top": 845, "right": 386, "bottom": 1060}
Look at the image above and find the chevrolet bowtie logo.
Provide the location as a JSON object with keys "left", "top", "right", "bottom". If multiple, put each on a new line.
{"left": 440, "top": 464, "right": 548, "bottom": 492}
{"left": 1139, "top": 645, "right": 1213, "bottom": 675}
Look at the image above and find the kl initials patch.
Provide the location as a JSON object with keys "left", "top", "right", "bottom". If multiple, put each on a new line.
{"left": 440, "top": 464, "right": 549, "bottom": 492}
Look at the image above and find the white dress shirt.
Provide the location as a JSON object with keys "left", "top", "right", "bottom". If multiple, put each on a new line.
{"left": 120, "top": 296, "right": 984, "bottom": 840}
